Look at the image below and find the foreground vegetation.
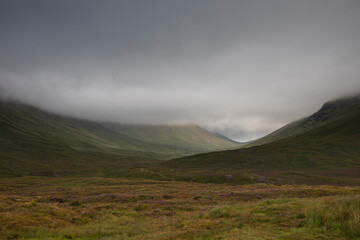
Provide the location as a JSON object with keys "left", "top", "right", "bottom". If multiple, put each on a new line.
{"left": 1, "top": 96, "right": 360, "bottom": 239}
{"left": 1, "top": 177, "right": 360, "bottom": 240}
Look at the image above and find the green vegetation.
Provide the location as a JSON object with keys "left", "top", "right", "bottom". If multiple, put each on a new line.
{"left": 305, "top": 195, "right": 360, "bottom": 237}
{"left": 2, "top": 96, "right": 360, "bottom": 185}
{"left": 163, "top": 96, "right": 360, "bottom": 185}
{"left": 0, "top": 100, "right": 238, "bottom": 177}
{"left": 1, "top": 177, "right": 360, "bottom": 240}
{"left": 1, "top": 96, "right": 360, "bottom": 239}
{"left": 247, "top": 95, "right": 360, "bottom": 147}
{"left": 102, "top": 123, "right": 240, "bottom": 153}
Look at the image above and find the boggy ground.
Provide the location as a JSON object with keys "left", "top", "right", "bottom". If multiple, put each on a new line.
{"left": 1, "top": 177, "right": 360, "bottom": 240}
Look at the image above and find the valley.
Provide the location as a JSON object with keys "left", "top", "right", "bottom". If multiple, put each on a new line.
{"left": 1, "top": 95, "right": 360, "bottom": 239}
{"left": 0, "top": 100, "right": 239, "bottom": 177}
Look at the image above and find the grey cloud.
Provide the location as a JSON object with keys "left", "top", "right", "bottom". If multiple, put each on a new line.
{"left": 1, "top": 0, "right": 360, "bottom": 141}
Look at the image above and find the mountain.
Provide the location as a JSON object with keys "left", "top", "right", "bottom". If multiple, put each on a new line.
{"left": 0, "top": 100, "right": 238, "bottom": 177}
{"left": 246, "top": 95, "right": 360, "bottom": 147}
{"left": 163, "top": 95, "right": 360, "bottom": 184}
{"left": 101, "top": 123, "right": 240, "bottom": 154}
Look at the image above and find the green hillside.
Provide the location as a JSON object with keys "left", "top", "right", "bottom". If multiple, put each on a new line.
{"left": 166, "top": 108, "right": 360, "bottom": 169}
{"left": 162, "top": 96, "right": 360, "bottom": 184}
{"left": 0, "top": 101, "right": 171, "bottom": 177}
{"left": 246, "top": 95, "right": 360, "bottom": 147}
{"left": 102, "top": 123, "right": 240, "bottom": 154}
{"left": 0, "top": 100, "right": 237, "bottom": 177}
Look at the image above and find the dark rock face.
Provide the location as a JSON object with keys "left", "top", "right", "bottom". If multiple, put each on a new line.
{"left": 300, "top": 95, "right": 360, "bottom": 126}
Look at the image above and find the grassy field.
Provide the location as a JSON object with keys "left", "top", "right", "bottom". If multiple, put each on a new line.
{"left": 1, "top": 177, "right": 360, "bottom": 240}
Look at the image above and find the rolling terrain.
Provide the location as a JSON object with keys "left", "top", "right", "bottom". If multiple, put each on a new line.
{"left": 1, "top": 95, "right": 360, "bottom": 185}
{"left": 155, "top": 95, "right": 360, "bottom": 185}
{"left": 1, "top": 96, "right": 360, "bottom": 239}
{"left": 102, "top": 123, "right": 239, "bottom": 154}
{"left": 167, "top": 102, "right": 360, "bottom": 169}
{"left": 0, "top": 100, "right": 238, "bottom": 177}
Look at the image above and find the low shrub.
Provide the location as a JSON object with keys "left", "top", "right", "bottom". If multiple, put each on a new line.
{"left": 305, "top": 195, "right": 360, "bottom": 237}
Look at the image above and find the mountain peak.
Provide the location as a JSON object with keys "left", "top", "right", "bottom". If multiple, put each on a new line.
{"left": 303, "top": 95, "right": 360, "bottom": 125}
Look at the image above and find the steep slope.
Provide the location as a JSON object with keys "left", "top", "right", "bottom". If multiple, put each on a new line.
{"left": 0, "top": 101, "right": 185, "bottom": 154}
{"left": 102, "top": 123, "right": 240, "bottom": 154}
{"left": 0, "top": 101, "right": 184, "bottom": 177}
{"left": 0, "top": 100, "right": 239, "bottom": 177}
{"left": 247, "top": 95, "right": 360, "bottom": 147}
{"left": 166, "top": 97, "right": 360, "bottom": 171}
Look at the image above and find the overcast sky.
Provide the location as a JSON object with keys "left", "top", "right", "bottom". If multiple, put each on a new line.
{"left": 1, "top": 0, "right": 360, "bottom": 141}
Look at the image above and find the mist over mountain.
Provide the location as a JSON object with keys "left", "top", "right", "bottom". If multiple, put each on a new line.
{"left": 2, "top": 2, "right": 360, "bottom": 238}
{"left": 1, "top": 0, "right": 360, "bottom": 141}
{"left": 164, "top": 94, "right": 360, "bottom": 185}
{"left": 0, "top": 99, "right": 240, "bottom": 177}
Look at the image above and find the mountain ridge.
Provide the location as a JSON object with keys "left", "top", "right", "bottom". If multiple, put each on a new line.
{"left": 246, "top": 94, "right": 360, "bottom": 147}
{"left": 0, "top": 99, "right": 239, "bottom": 177}
{"left": 159, "top": 95, "right": 360, "bottom": 184}
{"left": 101, "top": 122, "right": 240, "bottom": 154}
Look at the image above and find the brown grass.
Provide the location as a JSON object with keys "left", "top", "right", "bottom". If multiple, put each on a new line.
{"left": 0, "top": 177, "right": 359, "bottom": 240}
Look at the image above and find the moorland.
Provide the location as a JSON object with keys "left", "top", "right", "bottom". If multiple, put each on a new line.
{"left": 1, "top": 95, "right": 360, "bottom": 239}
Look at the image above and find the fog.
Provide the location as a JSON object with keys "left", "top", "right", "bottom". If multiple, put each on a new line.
{"left": 1, "top": 0, "right": 360, "bottom": 141}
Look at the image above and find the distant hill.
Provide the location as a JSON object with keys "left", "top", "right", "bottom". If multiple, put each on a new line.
{"left": 164, "top": 95, "right": 360, "bottom": 184}
{"left": 0, "top": 100, "right": 238, "bottom": 177}
{"left": 246, "top": 95, "right": 360, "bottom": 147}
{"left": 102, "top": 123, "right": 240, "bottom": 154}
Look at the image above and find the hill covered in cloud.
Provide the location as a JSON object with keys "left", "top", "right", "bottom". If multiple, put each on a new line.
{"left": 1, "top": 0, "right": 360, "bottom": 141}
